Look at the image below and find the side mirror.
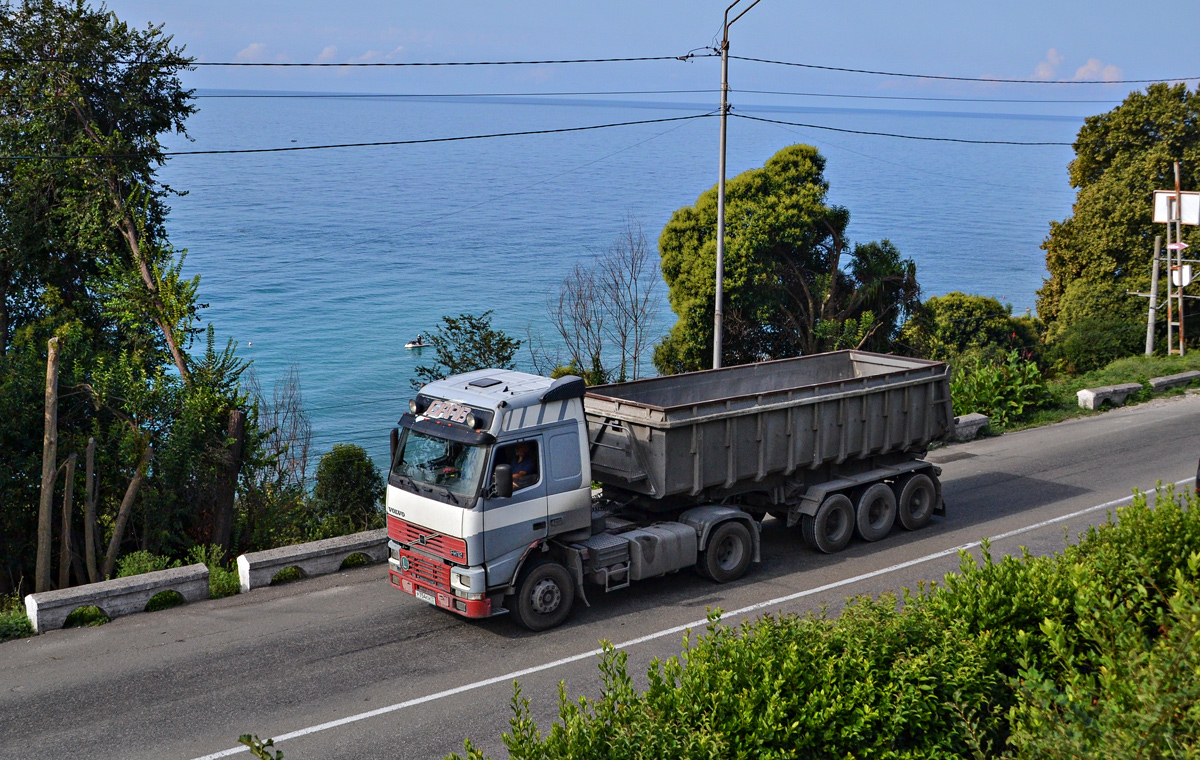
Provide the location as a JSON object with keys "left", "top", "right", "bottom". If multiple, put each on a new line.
{"left": 390, "top": 428, "right": 399, "bottom": 465}
{"left": 493, "top": 464, "right": 513, "bottom": 499}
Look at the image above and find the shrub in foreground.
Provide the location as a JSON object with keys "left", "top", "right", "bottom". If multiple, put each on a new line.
{"left": 453, "top": 488, "right": 1200, "bottom": 759}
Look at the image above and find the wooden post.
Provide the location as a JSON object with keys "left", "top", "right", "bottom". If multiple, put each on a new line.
{"left": 101, "top": 444, "right": 153, "bottom": 580}
{"left": 84, "top": 437, "right": 99, "bottom": 583}
{"left": 36, "top": 336, "right": 60, "bottom": 593}
{"left": 58, "top": 453, "right": 77, "bottom": 589}
{"left": 210, "top": 409, "right": 246, "bottom": 552}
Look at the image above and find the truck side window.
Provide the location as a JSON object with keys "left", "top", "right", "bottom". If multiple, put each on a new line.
{"left": 495, "top": 440, "right": 539, "bottom": 492}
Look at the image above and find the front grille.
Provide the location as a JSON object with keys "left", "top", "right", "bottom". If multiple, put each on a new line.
{"left": 396, "top": 547, "right": 452, "bottom": 590}
{"left": 387, "top": 516, "right": 468, "bottom": 563}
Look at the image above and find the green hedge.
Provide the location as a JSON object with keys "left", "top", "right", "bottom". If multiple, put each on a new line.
{"left": 454, "top": 488, "right": 1200, "bottom": 759}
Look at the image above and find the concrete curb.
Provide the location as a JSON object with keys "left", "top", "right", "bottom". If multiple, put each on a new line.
{"left": 1148, "top": 370, "right": 1200, "bottom": 392}
{"left": 952, "top": 413, "right": 990, "bottom": 441}
{"left": 237, "top": 528, "right": 389, "bottom": 592}
{"left": 1077, "top": 382, "right": 1143, "bottom": 410}
{"left": 24, "top": 563, "right": 209, "bottom": 633}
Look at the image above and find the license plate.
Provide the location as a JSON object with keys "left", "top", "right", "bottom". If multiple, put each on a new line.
{"left": 414, "top": 588, "right": 436, "bottom": 605}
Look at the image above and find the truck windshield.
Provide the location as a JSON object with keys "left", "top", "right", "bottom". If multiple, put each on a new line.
{"left": 391, "top": 428, "right": 486, "bottom": 501}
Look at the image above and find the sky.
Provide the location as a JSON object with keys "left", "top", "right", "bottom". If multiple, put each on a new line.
{"left": 100, "top": 1, "right": 1197, "bottom": 102}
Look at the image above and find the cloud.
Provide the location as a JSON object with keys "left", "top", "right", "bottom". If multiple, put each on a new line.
{"left": 235, "top": 42, "right": 267, "bottom": 62}
{"left": 353, "top": 50, "right": 382, "bottom": 63}
{"left": 316, "top": 45, "right": 338, "bottom": 63}
{"left": 385, "top": 46, "right": 405, "bottom": 59}
{"left": 1033, "top": 48, "right": 1064, "bottom": 80}
{"left": 1074, "top": 58, "right": 1122, "bottom": 82}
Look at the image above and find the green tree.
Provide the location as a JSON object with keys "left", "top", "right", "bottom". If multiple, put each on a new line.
{"left": 0, "top": 1, "right": 260, "bottom": 591}
{"left": 899, "top": 292, "right": 1040, "bottom": 363}
{"left": 311, "top": 444, "right": 385, "bottom": 536}
{"left": 413, "top": 311, "right": 520, "bottom": 389}
{"left": 1037, "top": 83, "right": 1200, "bottom": 337}
{"left": 654, "top": 144, "right": 920, "bottom": 374}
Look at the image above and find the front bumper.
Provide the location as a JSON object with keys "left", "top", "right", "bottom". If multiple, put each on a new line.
{"left": 388, "top": 553, "right": 492, "bottom": 618}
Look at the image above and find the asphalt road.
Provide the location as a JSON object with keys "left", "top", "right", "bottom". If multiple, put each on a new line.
{"left": 4, "top": 392, "right": 1199, "bottom": 760}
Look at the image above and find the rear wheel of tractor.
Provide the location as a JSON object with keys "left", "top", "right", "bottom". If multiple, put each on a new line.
{"left": 897, "top": 473, "right": 936, "bottom": 530}
{"left": 854, "top": 482, "right": 897, "bottom": 542}
{"left": 698, "top": 521, "right": 753, "bottom": 583}
{"left": 512, "top": 559, "right": 574, "bottom": 632}
{"left": 800, "top": 494, "right": 855, "bottom": 553}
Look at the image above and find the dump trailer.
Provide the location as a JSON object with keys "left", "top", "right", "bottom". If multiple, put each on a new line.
{"left": 385, "top": 350, "right": 952, "bottom": 631}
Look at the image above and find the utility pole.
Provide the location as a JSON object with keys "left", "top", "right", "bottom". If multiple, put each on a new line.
{"left": 1146, "top": 235, "right": 1161, "bottom": 355}
{"left": 713, "top": 0, "right": 763, "bottom": 369}
{"left": 36, "top": 336, "right": 60, "bottom": 593}
{"left": 1176, "top": 162, "right": 1186, "bottom": 355}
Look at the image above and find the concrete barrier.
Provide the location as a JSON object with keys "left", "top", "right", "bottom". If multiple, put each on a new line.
{"left": 952, "top": 413, "right": 990, "bottom": 441}
{"left": 1076, "top": 382, "right": 1143, "bottom": 410}
{"left": 237, "top": 528, "right": 389, "bottom": 592}
{"left": 1149, "top": 370, "right": 1200, "bottom": 392}
{"left": 23, "top": 563, "right": 209, "bottom": 633}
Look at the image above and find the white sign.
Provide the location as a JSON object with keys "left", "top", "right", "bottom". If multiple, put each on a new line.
{"left": 1172, "top": 264, "right": 1193, "bottom": 287}
{"left": 1154, "top": 190, "right": 1200, "bottom": 225}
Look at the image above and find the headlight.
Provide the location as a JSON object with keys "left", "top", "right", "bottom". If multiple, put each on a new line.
{"left": 451, "top": 571, "right": 471, "bottom": 590}
{"left": 465, "top": 412, "right": 476, "bottom": 428}
{"left": 409, "top": 399, "right": 419, "bottom": 414}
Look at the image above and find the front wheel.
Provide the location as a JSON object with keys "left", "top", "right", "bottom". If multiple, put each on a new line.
{"left": 698, "top": 521, "right": 753, "bottom": 583}
{"left": 512, "top": 560, "right": 575, "bottom": 631}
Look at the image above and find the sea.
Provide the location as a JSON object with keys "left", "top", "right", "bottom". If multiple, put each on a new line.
{"left": 160, "top": 94, "right": 1084, "bottom": 467}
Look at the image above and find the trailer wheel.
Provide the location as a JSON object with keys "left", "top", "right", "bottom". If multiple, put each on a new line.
{"left": 897, "top": 473, "right": 936, "bottom": 530}
{"left": 854, "top": 483, "right": 897, "bottom": 542}
{"left": 801, "top": 494, "right": 854, "bottom": 553}
{"left": 512, "top": 559, "right": 575, "bottom": 632}
{"left": 698, "top": 521, "right": 753, "bottom": 583}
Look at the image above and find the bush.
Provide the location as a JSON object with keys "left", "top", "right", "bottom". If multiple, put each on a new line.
{"left": 116, "top": 550, "right": 178, "bottom": 578}
{"left": 1046, "top": 315, "right": 1144, "bottom": 375}
{"left": 187, "top": 544, "right": 240, "bottom": 598}
{"left": 453, "top": 487, "right": 1200, "bottom": 760}
{"left": 0, "top": 592, "right": 33, "bottom": 642}
{"left": 311, "top": 444, "right": 385, "bottom": 537}
{"left": 951, "top": 350, "right": 1049, "bottom": 426}
{"left": 900, "top": 292, "right": 1040, "bottom": 363}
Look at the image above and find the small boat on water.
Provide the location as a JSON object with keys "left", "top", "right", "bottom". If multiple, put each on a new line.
{"left": 405, "top": 334, "right": 427, "bottom": 349}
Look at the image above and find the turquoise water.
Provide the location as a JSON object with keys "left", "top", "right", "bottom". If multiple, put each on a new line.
{"left": 161, "top": 96, "right": 1080, "bottom": 464}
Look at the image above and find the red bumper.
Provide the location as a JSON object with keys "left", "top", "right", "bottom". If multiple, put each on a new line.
{"left": 389, "top": 569, "right": 492, "bottom": 618}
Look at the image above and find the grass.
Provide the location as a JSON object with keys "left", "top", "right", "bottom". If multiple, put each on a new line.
{"left": 63, "top": 605, "right": 109, "bottom": 628}
{"left": 994, "top": 353, "right": 1200, "bottom": 433}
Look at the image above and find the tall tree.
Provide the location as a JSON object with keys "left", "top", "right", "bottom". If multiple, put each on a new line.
{"left": 0, "top": 0, "right": 198, "bottom": 378}
{"left": 413, "top": 311, "right": 520, "bottom": 389}
{"left": 1037, "top": 83, "right": 1200, "bottom": 336}
{"left": 654, "top": 144, "right": 920, "bottom": 374}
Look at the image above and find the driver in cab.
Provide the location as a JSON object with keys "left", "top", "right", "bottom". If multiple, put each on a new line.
{"left": 511, "top": 442, "right": 537, "bottom": 490}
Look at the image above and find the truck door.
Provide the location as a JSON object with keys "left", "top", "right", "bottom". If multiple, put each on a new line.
{"left": 481, "top": 436, "right": 548, "bottom": 587}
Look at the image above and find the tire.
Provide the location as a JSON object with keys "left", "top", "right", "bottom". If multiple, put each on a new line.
{"left": 800, "top": 494, "right": 855, "bottom": 554}
{"left": 855, "top": 482, "right": 897, "bottom": 542}
{"left": 698, "top": 521, "right": 753, "bottom": 583}
{"left": 512, "top": 560, "right": 575, "bottom": 632}
{"left": 897, "top": 473, "right": 937, "bottom": 530}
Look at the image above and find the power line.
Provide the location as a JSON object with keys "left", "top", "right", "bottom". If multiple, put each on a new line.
{"left": 190, "top": 53, "right": 712, "bottom": 67}
{"left": 734, "top": 88, "right": 1123, "bottom": 104}
{"left": 731, "top": 112, "right": 1072, "bottom": 146}
{"left": 729, "top": 54, "right": 1199, "bottom": 85}
{"left": 195, "top": 88, "right": 719, "bottom": 99}
{"left": 0, "top": 113, "right": 715, "bottom": 160}
{"left": 194, "top": 87, "right": 1123, "bottom": 105}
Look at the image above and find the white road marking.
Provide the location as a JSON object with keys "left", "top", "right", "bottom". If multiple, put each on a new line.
{"left": 190, "top": 478, "right": 1194, "bottom": 760}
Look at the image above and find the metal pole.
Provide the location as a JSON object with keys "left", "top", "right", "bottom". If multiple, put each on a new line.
{"left": 1176, "top": 162, "right": 1185, "bottom": 355}
{"left": 1167, "top": 206, "right": 1175, "bottom": 354}
{"left": 714, "top": 33, "right": 728, "bottom": 369}
{"left": 713, "top": 0, "right": 763, "bottom": 370}
{"left": 1147, "top": 235, "right": 1161, "bottom": 355}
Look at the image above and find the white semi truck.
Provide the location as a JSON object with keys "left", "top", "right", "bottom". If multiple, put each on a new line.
{"left": 385, "top": 350, "right": 952, "bottom": 630}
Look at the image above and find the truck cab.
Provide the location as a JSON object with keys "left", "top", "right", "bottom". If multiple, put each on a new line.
{"left": 386, "top": 370, "right": 597, "bottom": 626}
